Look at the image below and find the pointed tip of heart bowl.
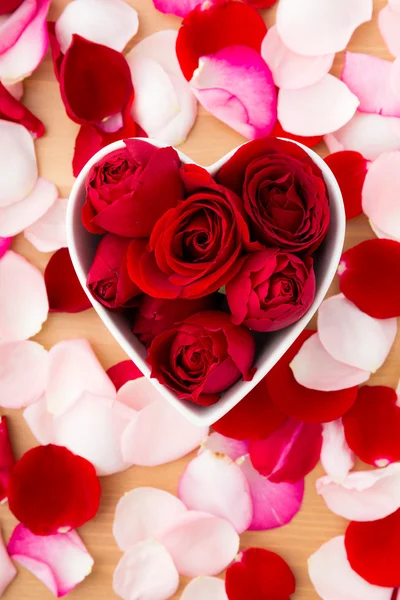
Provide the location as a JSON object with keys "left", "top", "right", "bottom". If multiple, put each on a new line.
{"left": 67, "top": 137, "right": 345, "bottom": 427}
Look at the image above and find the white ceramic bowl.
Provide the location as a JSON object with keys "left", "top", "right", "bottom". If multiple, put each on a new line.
{"left": 67, "top": 138, "right": 345, "bottom": 427}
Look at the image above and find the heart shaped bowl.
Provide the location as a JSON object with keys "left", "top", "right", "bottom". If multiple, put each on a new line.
{"left": 67, "top": 138, "right": 345, "bottom": 427}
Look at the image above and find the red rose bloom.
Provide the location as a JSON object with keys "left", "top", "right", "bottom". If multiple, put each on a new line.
{"left": 147, "top": 311, "right": 256, "bottom": 406}
{"left": 217, "top": 137, "right": 330, "bottom": 254}
{"left": 82, "top": 139, "right": 184, "bottom": 236}
{"left": 127, "top": 164, "right": 259, "bottom": 299}
{"left": 87, "top": 234, "right": 141, "bottom": 309}
{"left": 226, "top": 249, "right": 316, "bottom": 331}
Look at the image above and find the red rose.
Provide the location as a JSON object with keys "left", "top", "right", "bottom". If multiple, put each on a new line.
{"left": 82, "top": 139, "right": 184, "bottom": 236}
{"left": 226, "top": 249, "right": 316, "bottom": 332}
{"left": 87, "top": 234, "right": 141, "bottom": 309}
{"left": 133, "top": 294, "right": 219, "bottom": 347}
{"left": 127, "top": 164, "right": 259, "bottom": 299}
{"left": 217, "top": 137, "right": 330, "bottom": 254}
{"left": 147, "top": 311, "right": 256, "bottom": 406}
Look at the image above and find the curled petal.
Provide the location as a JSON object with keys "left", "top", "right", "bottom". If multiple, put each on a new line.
{"left": 203, "top": 433, "right": 249, "bottom": 462}
{"left": 0, "top": 340, "right": 48, "bottom": 408}
{"left": 107, "top": 360, "right": 143, "bottom": 391}
{"left": 24, "top": 197, "right": 68, "bottom": 252}
{"left": 379, "top": 5, "right": 400, "bottom": 58}
{"left": 0, "top": 529, "right": 16, "bottom": 596}
{"left": 44, "top": 248, "right": 92, "bottom": 313}
{"left": 324, "top": 151, "right": 368, "bottom": 220}
{"left": 0, "top": 120, "right": 37, "bottom": 208}
{"left": 181, "top": 577, "right": 228, "bottom": 600}
{"left": 0, "top": 81, "right": 44, "bottom": 137}
{"left": 320, "top": 420, "right": 355, "bottom": 483}
{"left": 0, "top": 416, "right": 15, "bottom": 502}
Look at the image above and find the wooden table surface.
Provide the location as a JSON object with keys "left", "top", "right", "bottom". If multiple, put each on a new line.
{"left": 2, "top": 0, "right": 397, "bottom": 598}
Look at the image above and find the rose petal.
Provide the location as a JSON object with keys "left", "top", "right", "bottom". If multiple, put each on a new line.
{"left": 0, "top": 0, "right": 37, "bottom": 54}
{"left": 0, "top": 416, "right": 15, "bottom": 502}
{"left": 320, "top": 420, "right": 355, "bottom": 483}
{"left": 116, "top": 378, "right": 156, "bottom": 411}
{"left": 44, "top": 248, "right": 92, "bottom": 313}
{"left": 202, "top": 433, "right": 249, "bottom": 462}
{"left": 0, "top": 80, "right": 44, "bottom": 137}
{"left": 24, "top": 197, "right": 68, "bottom": 252}
{"left": 153, "top": 0, "right": 200, "bottom": 17}
{"left": 0, "top": 120, "right": 37, "bottom": 208}
{"left": 191, "top": 46, "right": 277, "bottom": 139}
{"left": 23, "top": 396, "right": 53, "bottom": 445}
{"left": 113, "top": 539, "right": 179, "bottom": 600}
{"left": 317, "top": 463, "right": 400, "bottom": 521}
{"left": 0, "top": 340, "right": 48, "bottom": 408}
{"left": 0, "top": 251, "right": 48, "bottom": 341}
{"left": 107, "top": 360, "right": 143, "bottom": 391}
{"left": 390, "top": 0, "right": 400, "bottom": 10}
{"left": 8, "top": 524, "right": 94, "bottom": 597}
{"left": 0, "top": 237, "right": 11, "bottom": 259}
{"left": 249, "top": 417, "right": 322, "bottom": 483}
{"left": 278, "top": 75, "right": 359, "bottom": 136}
{"left": 3, "top": 80, "right": 23, "bottom": 101}
{"left": 181, "top": 577, "right": 228, "bottom": 600}
{"left": 324, "top": 151, "right": 368, "bottom": 220}
{"left": 390, "top": 58, "right": 400, "bottom": 103}
{"left": 0, "top": 529, "right": 16, "bottom": 596}
{"left": 290, "top": 332, "right": 371, "bottom": 391}
{"left": 338, "top": 239, "right": 400, "bottom": 319}
{"left": 55, "top": 0, "right": 138, "bottom": 53}
{"left": 276, "top": 0, "right": 373, "bottom": 56}
{"left": 0, "top": 177, "right": 57, "bottom": 237}
{"left": 113, "top": 487, "right": 187, "bottom": 551}
{"left": 261, "top": 26, "right": 334, "bottom": 90}
{"left": 158, "top": 511, "right": 240, "bottom": 577}
{"left": 46, "top": 338, "right": 116, "bottom": 416}
{"left": 309, "top": 536, "right": 393, "bottom": 600}
{"left": 379, "top": 5, "right": 400, "bottom": 58}
{"left": 271, "top": 121, "right": 323, "bottom": 148}
{"left": 178, "top": 450, "right": 253, "bottom": 534}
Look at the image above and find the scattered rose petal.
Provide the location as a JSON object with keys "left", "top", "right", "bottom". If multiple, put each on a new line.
{"left": 0, "top": 237, "right": 11, "bottom": 259}
{"left": 181, "top": 577, "right": 228, "bottom": 600}
{"left": 0, "top": 416, "right": 14, "bottom": 502}
{"left": 276, "top": 0, "right": 373, "bottom": 56}
{"left": 0, "top": 251, "right": 48, "bottom": 341}
{"left": 107, "top": 360, "right": 143, "bottom": 391}
{"left": 249, "top": 418, "right": 322, "bottom": 483}
{"left": 113, "top": 487, "right": 187, "bottom": 551}
{"left": 8, "top": 524, "right": 93, "bottom": 597}
{"left": 320, "top": 419, "right": 355, "bottom": 483}
{"left": 379, "top": 5, "right": 400, "bottom": 58}
{"left": 24, "top": 197, "right": 68, "bottom": 252}
{"left": 0, "top": 529, "right": 16, "bottom": 596}
{"left": 44, "top": 248, "right": 92, "bottom": 313}
{"left": 261, "top": 26, "right": 334, "bottom": 90}
{"left": 0, "top": 80, "right": 44, "bottom": 137}
{"left": 153, "top": 0, "right": 200, "bottom": 17}
{"left": 338, "top": 239, "right": 400, "bottom": 319}
{"left": 116, "top": 378, "right": 155, "bottom": 412}
{"left": 324, "top": 151, "right": 368, "bottom": 220}
{"left": 0, "top": 340, "right": 48, "bottom": 408}
{"left": 390, "top": 0, "right": 400, "bottom": 10}
{"left": 309, "top": 536, "right": 393, "bottom": 600}
{"left": 390, "top": 58, "right": 400, "bottom": 102}
{"left": 343, "top": 385, "right": 400, "bottom": 466}
{"left": 203, "top": 433, "right": 249, "bottom": 462}
{"left": 178, "top": 450, "right": 253, "bottom": 534}
{"left": 113, "top": 539, "right": 179, "bottom": 600}
{"left": 23, "top": 396, "right": 53, "bottom": 445}
{"left": 278, "top": 75, "right": 359, "bottom": 136}
{"left": 3, "top": 80, "right": 23, "bottom": 101}
{"left": 0, "top": 120, "right": 37, "bottom": 208}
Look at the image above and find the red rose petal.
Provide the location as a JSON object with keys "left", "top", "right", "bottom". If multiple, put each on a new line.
{"left": 0, "top": 416, "right": 15, "bottom": 503}
{"left": 266, "top": 330, "right": 358, "bottom": 423}
{"left": 176, "top": 0, "right": 267, "bottom": 81}
{"left": 0, "top": 0, "right": 23, "bottom": 14}
{"left": 225, "top": 547, "right": 296, "bottom": 600}
{"left": 8, "top": 444, "right": 101, "bottom": 535}
{"left": 345, "top": 509, "right": 400, "bottom": 588}
{"left": 0, "top": 81, "right": 44, "bottom": 138}
{"left": 338, "top": 239, "right": 400, "bottom": 319}
{"left": 271, "top": 121, "right": 323, "bottom": 148}
{"left": 212, "top": 377, "right": 286, "bottom": 441}
{"left": 324, "top": 151, "right": 368, "bottom": 220}
{"left": 106, "top": 360, "right": 143, "bottom": 391}
{"left": 342, "top": 386, "right": 400, "bottom": 467}
{"left": 45, "top": 248, "right": 92, "bottom": 313}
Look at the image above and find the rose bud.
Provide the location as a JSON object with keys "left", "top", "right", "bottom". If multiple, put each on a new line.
{"left": 147, "top": 311, "right": 256, "bottom": 406}
{"left": 133, "top": 294, "right": 219, "bottom": 347}
{"left": 82, "top": 139, "right": 184, "bottom": 237}
{"left": 87, "top": 234, "right": 141, "bottom": 309}
{"left": 226, "top": 249, "right": 316, "bottom": 332}
{"left": 217, "top": 137, "right": 330, "bottom": 254}
{"left": 127, "top": 164, "right": 260, "bottom": 299}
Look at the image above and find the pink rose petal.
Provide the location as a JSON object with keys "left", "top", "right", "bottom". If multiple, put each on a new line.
{"left": 153, "top": 0, "right": 200, "bottom": 17}
{"left": 46, "top": 339, "right": 116, "bottom": 416}
{"left": 390, "top": 0, "right": 400, "bottom": 10}
{"left": 113, "top": 487, "right": 187, "bottom": 551}
{"left": 203, "top": 432, "right": 249, "bottom": 462}
{"left": 290, "top": 332, "right": 371, "bottom": 391}
{"left": 379, "top": 5, "right": 400, "bottom": 58}
{"left": 0, "top": 340, "right": 48, "bottom": 408}
{"left": 107, "top": 360, "right": 143, "bottom": 391}
{"left": 0, "top": 177, "right": 58, "bottom": 237}
{"left": 0, "top": 237, "right": 11, "bottom": 259}
{"left": 190, "top": 45, "right": 277, "bottom": 140}
{"left": 261, "top": 26, "right": 334, "bottom": 90}
{"left": 276, "top": 0, "right": 373, "bottom": 56}
{"left": 308, "top": 536, "right": 394, "bottom": 600}
{"left": 317, "top": 463, "right": 400, "bottom": 522}
{"left": 0, "top": 251, "right": 48, "bottom": 341}
{"left": 369, "top": 221, "right": 398, "bottom": 241}
{"left": 23, "top": 396, "right": 53, "bottom": 444}
{"left": 8, "top": 524, "right": 94, "bottom": 597}
{"left": 113, "top": 539, "right": 179, "bottom": 600}
{"left": 321, "top": 420, "right": 355, "bottom": 483}
{"left": 127, "top": 30, "right": 197, "bottom": 146}
{"left": 24, "top": 197, "right": 68, "bottom": 252}
{"left": 0, "top": 529, "right": 16, "bottom": 596}
{"left": 178, "top": 450, "right": 253, "bottom": 534}
{"left": 158, "top": 511, "right": 239, "bottom": 577}
{"left": 318, "top": 294, "right": 397, "bottom": 373}
{"left": 55, "top": 0, "right": 138, "bottom": 53}
{"left": 181, "top": 577, "right": 228, "bottom": 600}
{"left": 278, "top": 75, "right": 359, "bottom": 136}
{"left": 0, "top": 120, "right": 37, "bottom": 208}
{"left": 116, "top": 378, "right": 155, "bottom": 411}
{"left": 0, "top": 0, "right": 37, "bottom": 55}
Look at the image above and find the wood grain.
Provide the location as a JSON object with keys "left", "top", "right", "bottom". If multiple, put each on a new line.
{"left": 2, "top": 1, "right": 395, "bottom": 598}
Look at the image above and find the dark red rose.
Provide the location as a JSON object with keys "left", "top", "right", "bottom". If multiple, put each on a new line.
{"left": 147, "top": 311, "right": 256, "bottom": 406}
{"left": 133, "top": 294, "right": 219, "bottom": 347}
{"left": 87, "top": 234, "right": 141, "bottom": 309}
{"left": 82, "top": 139, "right": 184, "bottom": 236}
{"left": 226, "top": 249, "right": 316, "bottom": 332}
{"left": 127, "top": 164, "right": 260, "bottom": 299}
{"left": 217, "top": 137, "right": 330, "bottom": 254}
